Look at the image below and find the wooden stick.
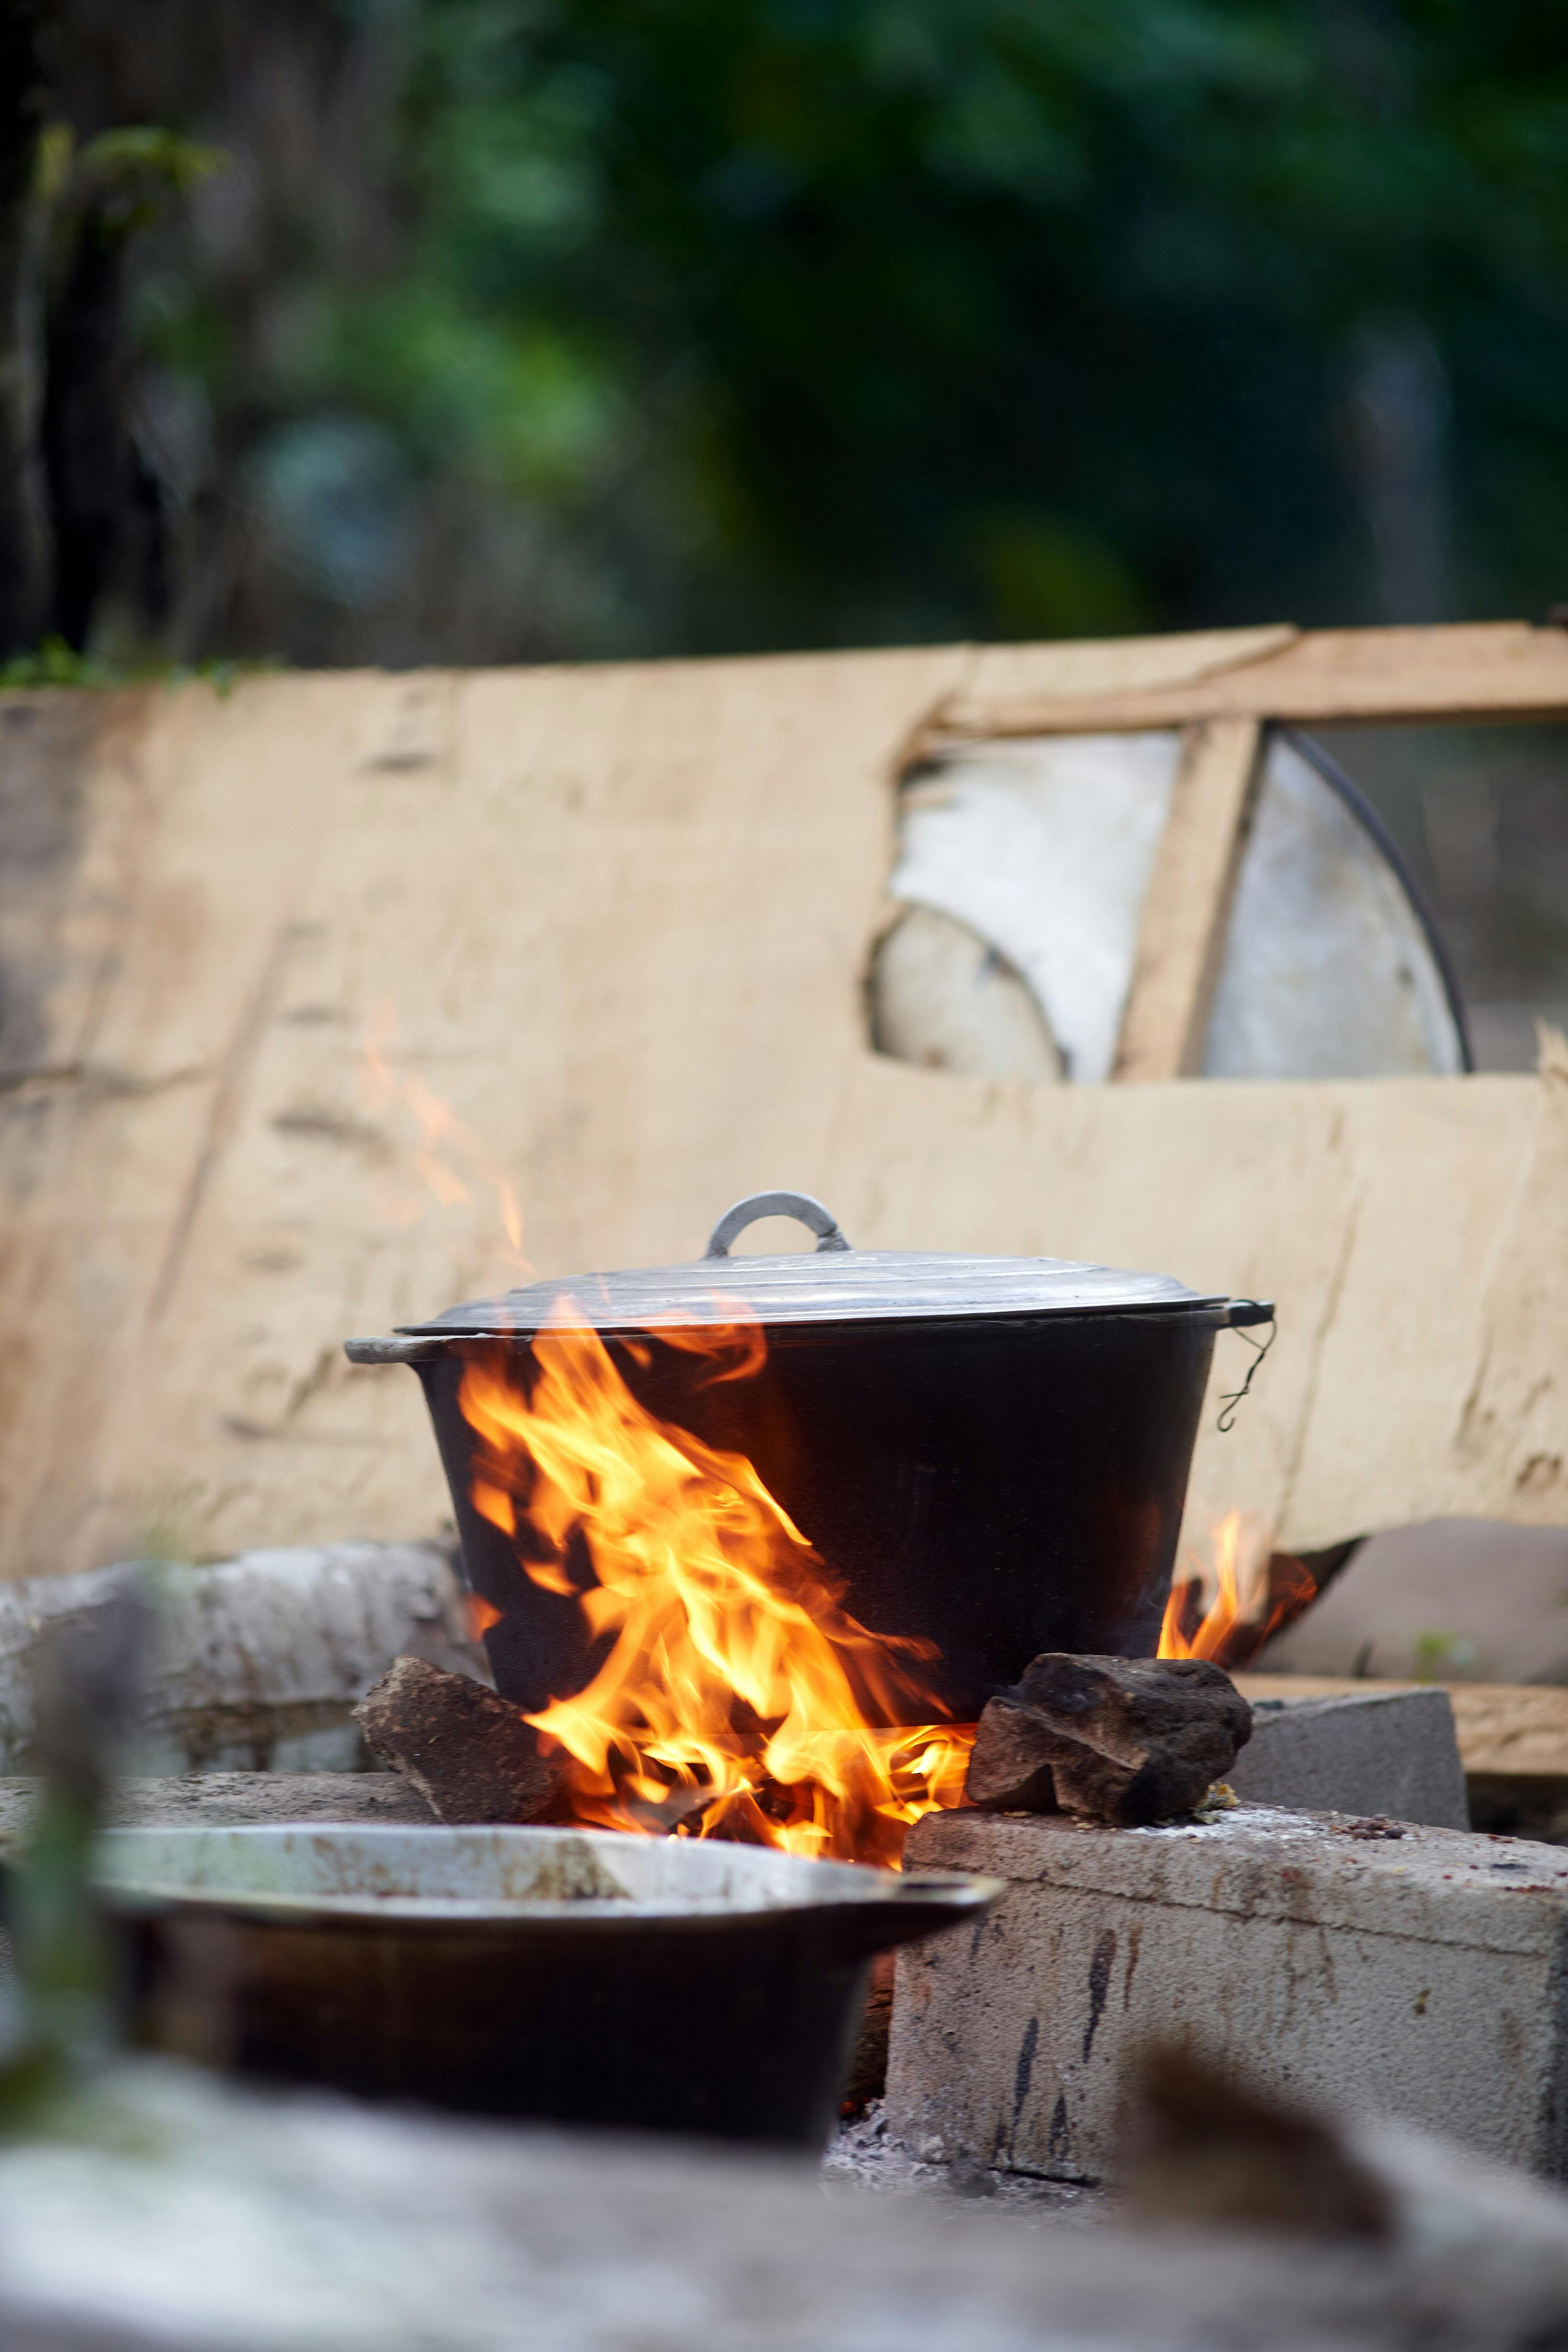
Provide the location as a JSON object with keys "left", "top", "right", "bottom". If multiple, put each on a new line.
{"left": 935, "top": 621, "right": 1568, "bottom": 738}
{"left": 1233, "top": 1675, "right": 1568, "bottom": 1781}
{"left": 1112, "top": 717, "right": 1265, "bottom": 1082}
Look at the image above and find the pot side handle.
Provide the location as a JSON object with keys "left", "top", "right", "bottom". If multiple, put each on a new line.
{"left": 343, "top": 1335, "right": 446, "bottom": 1366}
{"left": 705, "top": 1191, "right": 852, "bottom": 1258}
{"left": 1224, "top": 1298, "right": 1274, "bottom": 1328}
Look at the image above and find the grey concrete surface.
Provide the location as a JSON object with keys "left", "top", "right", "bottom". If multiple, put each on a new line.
{"left": 9, "top": 2055, "right": 1568, "bottom": 2350}
{"left": 890, "top": 1805, "right": 1568, "bottom": 2186}
{"left": 0, "top": 1774, "right": 436, "bottom": 1992}
{"left": 0, "top": 1772, "right": 434, "bottom": 1848}
{"left": 1230, "top": 1687, "right": 1469, "bottom": 1826}
{"left": 825, "top": 2101, "right": 1107, "bottom": 2215}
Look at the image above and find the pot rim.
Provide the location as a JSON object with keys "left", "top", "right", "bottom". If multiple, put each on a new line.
{"left": 91, "top": 1822, "right": 1001, "bottom": 1943}
{"left": 347, "top": 1296, "right": 1265, "bottom": 1365}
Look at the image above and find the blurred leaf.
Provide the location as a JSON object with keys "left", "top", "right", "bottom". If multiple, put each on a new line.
{"left": 79, "top": 127, "right": 228, "bottom": 195}
{"left": 970, "top": 511, "right": 1151, "bottom": 639}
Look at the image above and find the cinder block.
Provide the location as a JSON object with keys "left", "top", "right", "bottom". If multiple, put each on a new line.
{"left": 1229, "top": 1687, "right": 1469, "bottom": 1827}
{"left": 889, "top": 1806, "right": 1568, "bottom": 2184}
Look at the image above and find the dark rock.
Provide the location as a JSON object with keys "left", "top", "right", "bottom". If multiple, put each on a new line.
{"left": 964, "top": 1653, "right": 1252, "bottom": 1827}
{"left": 962, "top": 1697, "right": 1063, "bottom": 1814}
{"left": 354, "top": 1655, "right": 566, "bottom": 1825}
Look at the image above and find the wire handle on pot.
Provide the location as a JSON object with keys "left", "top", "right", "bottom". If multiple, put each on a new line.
{"left": 705, "top": 1191, "right": 852, "bottom": 1258}
{"left": 1217, "top": 1300, "right": 1276, "bottom": 1432}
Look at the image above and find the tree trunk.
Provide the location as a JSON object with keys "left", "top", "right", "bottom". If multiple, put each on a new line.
{"left": 0, "top": 0, "right": 53, "bottom": 653}
{"left": 42, "top": 205, "right": 133, "bottom": 647}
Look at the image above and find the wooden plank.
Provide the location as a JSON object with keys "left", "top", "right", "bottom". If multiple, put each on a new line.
{"left": 821, "top": 1060, "right": 1555, "bottom": 1557}
{"left": 2, "top": 645, "right": 1567, "bottom": 1580}
{"left": 938, "top": 621, "right": 1568, "bottom": 737}
{"left": 0, "top": 650, "right": 973, "bottom": 1577}
{"left": 946, "top": 622, "right": 1300, "bottom": 713}
{"left": 1111, "top": 718, "right": 1265, "bottom": 1081}
{"left": 1232, "top": 1675, "right": 1422, "bottom": 1700}
{"left": 1447, "top": 1684, "right": 1568, "bottom": 1779}
{"left": 1236, "top": 1674, "right": 1568, "bottom": 1781}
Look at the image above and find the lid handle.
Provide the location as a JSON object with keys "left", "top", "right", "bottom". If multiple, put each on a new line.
{"left": 705, "top": 1191, "right": 852, "bottom": 1259}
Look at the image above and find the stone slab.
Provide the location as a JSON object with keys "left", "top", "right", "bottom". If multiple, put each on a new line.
{"left": 1228, "top": 1688, "right": 1469, "bottom": 1827}
{"left": 889, "top": 1805, "right": 1568, "bottom": 2185}
{"left": 0, "top": 1772, "right": 434, "bottom": 1848}
{"left": 11, "top": 2054, "right": 1568, "bottom": 2351}
{"left": 0, "top": 1773, "right": 438, "bottom": 2002}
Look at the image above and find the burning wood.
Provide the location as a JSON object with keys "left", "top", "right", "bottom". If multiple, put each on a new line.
{"left": 354, "top": 1656, "right": 565, "bottom": 1824}
{"left": 1159, "top": 1508, "right": 1319, "bottom": 1669}
{"left": 361, "top": 1190, "right": 1289, "bottom": 1862}
{"left": 964, "top": 1653, "right": 1252, "bottom": 1826}
{"left": 458, "top": 1320, "right": 972, "bottom": 1866}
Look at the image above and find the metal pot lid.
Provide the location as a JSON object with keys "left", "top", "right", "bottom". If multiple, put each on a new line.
{"left": 393, "top": 1189, "right": 1240, "bottom": 1339}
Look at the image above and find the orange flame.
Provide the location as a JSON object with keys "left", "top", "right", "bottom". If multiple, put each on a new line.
{"left": 1158, "top": 1508, "right": 1317, "bottom": 1669}
{"left": 466, "top": 1593, "right": 503, "bottom": 1640}
{"left": 359, "top": 1003, "right": 530, "bottom": 1276}
{"left": 459, "top": 1308, "right": 972, "bottom": 1866}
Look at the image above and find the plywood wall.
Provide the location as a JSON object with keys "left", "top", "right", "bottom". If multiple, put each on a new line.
{"left": 1, "top": 637, "right": 1563, "bottom": 1581}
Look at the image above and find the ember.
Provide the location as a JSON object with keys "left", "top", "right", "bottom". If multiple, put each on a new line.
{"left": 458, "top": 1311, "right": 972, "bottom": 1866}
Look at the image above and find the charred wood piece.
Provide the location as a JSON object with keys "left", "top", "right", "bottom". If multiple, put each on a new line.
{"left": 354, "top": 1656, "right": 564, "bottom": 1825}
{"left": 964, "top": 1652, "right": 1252, "bottom": 1827}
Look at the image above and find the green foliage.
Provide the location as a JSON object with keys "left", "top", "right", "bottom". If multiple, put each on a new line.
{"left": 0, "top": 636, "right": 120, "bottom": 688}
{"left": 398, "top": 0, "right": 1568, "bottom": 644}
{"left": 71, "top": 125, "right": 228, "bottom": 240}
{"left": 0, "top": 639, "right": 267, "bottom": 694}
{"left": 104, "top": 1, "right": 1568, "bottom": 658}
{"left": 79, "top": 126, "right": 227, "bottom": 195}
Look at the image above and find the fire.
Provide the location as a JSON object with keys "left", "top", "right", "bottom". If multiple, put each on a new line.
{"left": 459, "top": 1310, "right": 972, "bottom": 1867}
{"left": 1159, "top": 1508, "right": 1317, "bottom": 1669}
{"left": 359, "top": 1002, "right": 530, "bottom": 1277}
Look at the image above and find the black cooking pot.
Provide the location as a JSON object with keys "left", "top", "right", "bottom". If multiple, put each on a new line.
{"left": 347, "top": 1192, "right": 1272, "bottom": 1721}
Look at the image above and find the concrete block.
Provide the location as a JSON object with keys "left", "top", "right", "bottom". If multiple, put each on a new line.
{"left": 888, "top": 1805, "right": 1568, "bottom": 2185}
{"left": 1229, "top": 1687, "right": 1469, "bottom": 1827}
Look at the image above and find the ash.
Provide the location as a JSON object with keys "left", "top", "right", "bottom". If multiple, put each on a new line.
{"left": 824, "top": 2102, "right": 1107, "bottom": 2219}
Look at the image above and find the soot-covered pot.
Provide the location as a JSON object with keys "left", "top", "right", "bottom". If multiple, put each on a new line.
{"left": 347, "top": 1191, "right": 1272, "bottom": 1722}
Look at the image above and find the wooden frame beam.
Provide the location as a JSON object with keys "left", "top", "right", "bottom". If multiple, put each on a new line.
{"left": 933, "top": 621, "right": 1568, "bottom": 742}
{"left": 1112, "top": 717, "right": 1266, "bottom": 1081}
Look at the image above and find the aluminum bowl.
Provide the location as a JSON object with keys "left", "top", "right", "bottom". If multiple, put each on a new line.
{"left": 96, "top": 1821, "right": 998, "bottom": 2148}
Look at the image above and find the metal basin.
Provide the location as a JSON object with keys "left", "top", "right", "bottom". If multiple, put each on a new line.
{"left": 96, "top": 1823, "right": 999, "bottom": 2148}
